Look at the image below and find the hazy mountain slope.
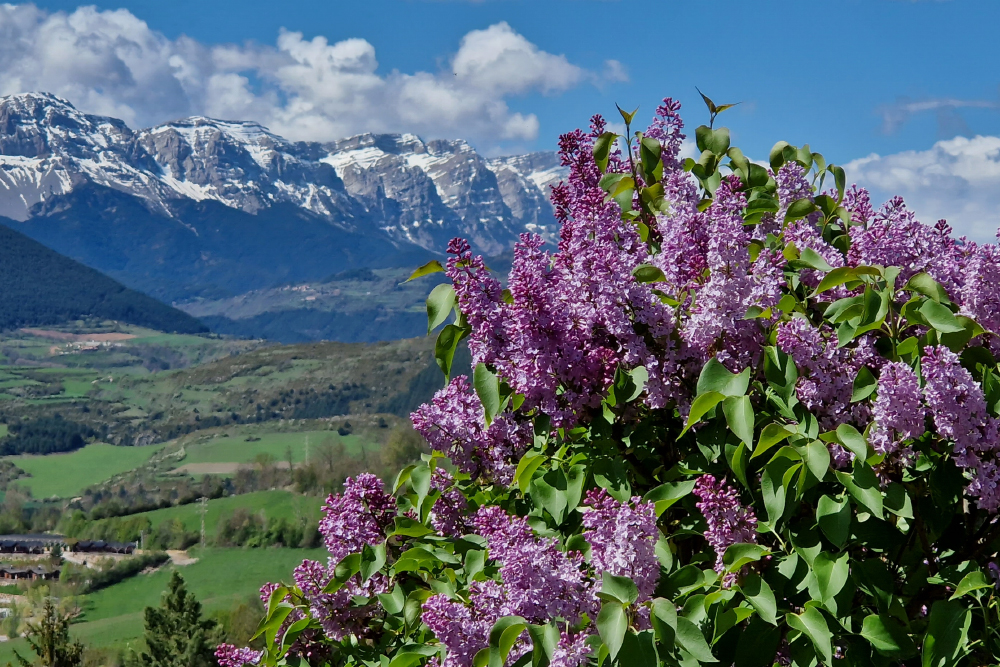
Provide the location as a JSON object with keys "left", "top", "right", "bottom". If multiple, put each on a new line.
{"left": 0, "top": 223, "right": 206, "bottom": 333}
{"left": 12, "top": 184, "right": 425, "bottom": 301}
{"left": 0, "top": 92, "right": 566, "bottom": 340}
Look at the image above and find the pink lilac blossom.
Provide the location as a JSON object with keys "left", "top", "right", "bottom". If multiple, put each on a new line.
{"left": 422, "top": 580, "right": 506, "bottom": 667}
{"left": 430, "top": 468, "right": 469, "bottom": 536}
{"left": 693, "top": 474, "right": 759, "bottom": 587}
{"left": 411, "top": 375, "right": 531, "bottom": 484}
{"left": 581, "top": 489, "right": 660, "bottom": 601}
{"left": 318, "top": 473, "right": 395, "bottom": 562}
{"left": 444, "top": 105, "right": 687, "bottom": 423}
{"left": 870, "top": 361, "right": 926, "bottom": 463}
{"left": 775, "top": 319, "right": 874, "bottom": 441}
{"left": 848, "top": 197, "right": 966, "bottom": 295}
{"left": 548, "top": 630, "right": 592, "bottom": 667}
{"left": 473, "top": 506, "right": 596, "bottom": 623}
{"left": 215, "top": 644, "right": 262, "bottom": 667}
{"left": 959, "top": 242, "right": 1000, "bottom": 354}
{"left": 921, "top": 346, "right": 1000, "bottom": 512}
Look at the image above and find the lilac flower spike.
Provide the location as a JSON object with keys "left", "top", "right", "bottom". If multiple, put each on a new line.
{"left": 582, "top": 488, "right": 659, "bottom": 601}
{"left": 870, "top": 361, "right": 925, "bottom": 462}
{"left": 693, "top": 474, "right": 759, "bottom": 586}
{"left": 215, "top": 644, "right": 262, "bottom": 667}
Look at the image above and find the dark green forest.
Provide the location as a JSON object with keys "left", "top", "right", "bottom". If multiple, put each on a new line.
{"left": 0, "top": 415, "right": 95, "bottom": 455}
{"left": 0, "top": 223, "right": 206, "bottom": 333}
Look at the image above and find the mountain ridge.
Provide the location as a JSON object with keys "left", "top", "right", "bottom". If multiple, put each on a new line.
{"left": 0, "top": 92, "right": 564, "bottom": 259}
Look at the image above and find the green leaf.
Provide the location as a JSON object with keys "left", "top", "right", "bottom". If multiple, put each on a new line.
{"left": 617, "top": 104, "right": 639, "bottom": 126}
{"left": 816, "top": 495, "right": 850, "bottom": 548}
{"left": 695, "top": 126, "right": 730, "bottom": 155}
{"left": 632, "top": 263, "right": 666, "bottom": 283}
{"left": 592, "top": 132, "right": 617, "bottom": 173}
{"left": 905, "top": 272, "right": 950, "bottom": 303}
{"left": 884, "top": 483, "right": 914, "bottom": 518}
{"left": 681, "top": 391, "right": 725, "bottom": 436}
{"left": 378, "top": 585, "right": 406, "bottom": 615}
{"left": 949, "top": 570, "right": 991, "bottom": 600}
{"left": 802, "top": 439, "right": 831, "bottom": 481}
{"left": 360, "top": 542, "right": 386, "bottom": 582}
{"left": 618, "top": 629, "right": 658, "bottom": 667}
{"left": 786, "top": 607, "right": 832, "bottom": 665}
{"left": 784, "top": 198, "right": 817, "bottom": 222}
{"left": 598, "top": 572, "right": 639, "bottom": 605}
{"left": 851, "top": 366, "right": 878, "bottom": 403}
{"left": 609, "top": 175, "right": 636, "bottom": 213}
{"left": 799, "top": 248, "right": 834, "bottom": 272}
{"left": 722, "top": 543, "right": 769, "bottom": 573}
{"left": 739, "top": 574, "right": 777, "bottom": 625}
{"left": 675, "top": 616, "right": 718, "bottom": 663}
{"left": 489, "top": 616, "right": 528, "bottom": 663}
{"left": 697, "top": 358, "right": 750, "bottom": 397}
{"left": 389, "top": 645, "right": 441, "bottom": 667}
{"left": 811, "top": 551, "right": 849, "bottom": 603}
{"left": 435, "top": 324, "right": 467, "bottom": 379}
{"left": 830, "top": 165, "right": 846, "bottom": 200}
{"left": 650, "top": 597, "right": 678, "bottom": 640}
{"left": 405, "top": 259, "right": 444, "bottom": 282}
{"left": 836, "top": 461, "right": 883, "bottom": 518}
{"left": 323, "top": 553, "right": 361, "bottom": 593}
{"left": 643, "top": 479, "right": 697, "bottom": 516}
{"left": 426, "top": 283, "right": 457, "bottom": 334}
{"left": 919, "top": 300, "right": 966, "bottom": 334}
{"left": 761, "top": 457, "right": 797, "bottom": 527}
{"left": 835, "top": 423, "right": 870, "bottom": 461}
{"left": 861, "top": 614, "right": 917, "bottom": 659}
{"left": 723, "top": 395, "right": 754, "bottom": 446}
{"left": 769, "top": 141, "right": 790, "bottom": 171}
{"left": 752, "top": 423, "right": 794, "bottom": 459}
{"left": 811, "top": 266, "right": 879, "bottom": 297}
{"left": 513, "top": 452, "right": 545, "bottom": 494}
{"left": 596, "top": 602, "right": 628, "bottom": 662}
{"left": 922, "top": 601, "right": 972, "bottom": 667}
{"left": 473, "top": 363, "right": 501, "bottom": 423}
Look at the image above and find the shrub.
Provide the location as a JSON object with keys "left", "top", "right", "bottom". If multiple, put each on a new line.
{"left": 221, "top": 97, "right": 1000, "bottom": 667}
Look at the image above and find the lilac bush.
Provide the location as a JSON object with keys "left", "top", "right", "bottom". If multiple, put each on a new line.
{"left": 224, "top": 94, "right": 1000, "bottom": 667}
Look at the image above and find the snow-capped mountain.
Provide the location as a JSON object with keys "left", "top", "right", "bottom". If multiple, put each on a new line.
{"left": 0, "top": 92, "right": 564, "bottom": 258}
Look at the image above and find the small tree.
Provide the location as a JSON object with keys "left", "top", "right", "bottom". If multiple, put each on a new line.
{"left": 14, "top": 598, "right": 83, "bottom": 667}
{"left": 132, "top": 571, "right": 220, "bottom": 667}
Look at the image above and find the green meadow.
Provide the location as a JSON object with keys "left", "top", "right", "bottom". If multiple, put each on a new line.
{"left": 0, "top": 547, "right": 327, "bottom": 663}
{"left": 10, "top": 443, "right": 165, "bottom": 499}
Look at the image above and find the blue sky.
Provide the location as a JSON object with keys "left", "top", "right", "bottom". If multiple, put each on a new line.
{"left": 3, "top": 0, "right": 1000, "bottom": 237}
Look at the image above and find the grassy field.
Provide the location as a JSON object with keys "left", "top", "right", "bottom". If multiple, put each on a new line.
{"left": 10, "top": 443, "right": 165, "bottom": 499}
{"left": 137, "top": 490, "right": 323, "bottom": 533}
{"left": 172, "top": 429, "right": 371, "bottom": 470}
{"left": 0, "top": 547, "right": 326, "bottom": 663}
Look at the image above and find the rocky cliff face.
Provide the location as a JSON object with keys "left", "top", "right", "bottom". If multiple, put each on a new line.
{"left": 0, "top": 93, "right": 565, "bottom": 258}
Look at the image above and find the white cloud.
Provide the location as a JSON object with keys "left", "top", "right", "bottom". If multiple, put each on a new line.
{"left": 878, "top": 96, "right": 1000, "bottom": 134}
{"left": 0, "top": 6, "right": 617, "bottom": 149}
{"left": 846, "top": 135, "right": 1000, "bottom": 241}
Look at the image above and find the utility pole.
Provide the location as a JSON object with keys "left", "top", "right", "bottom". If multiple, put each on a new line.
{"left": 199, "top": 497, "right": 208, "bottom": 549}
{"left": 305, "top": 434, "right": 310, "bottom": 465}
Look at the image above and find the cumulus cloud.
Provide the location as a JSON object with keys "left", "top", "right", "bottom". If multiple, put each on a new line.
{"left": 0, "top": 5, "right": 618, "bottom": 148}
{"left": 878, "top": 95, "right": 1000, "bottom": 134}
{"left": 847, "top": 135, "right": 1000, "bottom": 241}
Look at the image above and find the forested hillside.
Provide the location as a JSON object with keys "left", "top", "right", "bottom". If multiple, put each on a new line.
{"left": 0, "top": 223, "right": 206, "bottom": 333}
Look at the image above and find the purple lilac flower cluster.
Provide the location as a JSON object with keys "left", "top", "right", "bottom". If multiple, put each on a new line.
{"left": 922, "top": 346, "right": 1000, "bottom": 511}
{"left": 581, "top": 488, "right": 659, "bottom": 601}
{"left": 422, "top": 492, "right": 661, "bottom": 667}
{"left": 410, "top": 374, "right": 531, "bottom": 484}
{"left": 215, "top": 644, "right": 262, "bottom": 667}
{"left": 775, "top": 319, "right": 876, "bottom": 444}
{"left": 870, "top": 361, "right": 925, "bottom": 464}
{"left": 693, "top": 474, "right": 759, "bottom": 587}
